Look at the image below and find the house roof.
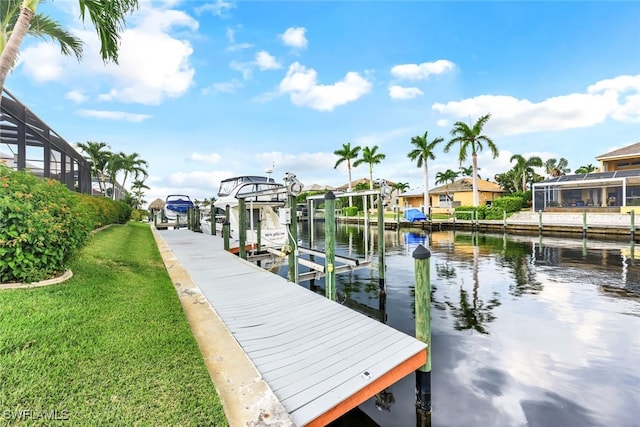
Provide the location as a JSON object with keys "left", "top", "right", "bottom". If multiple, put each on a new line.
{"left": 401, "top": 178, "right": 505, "bottom": 196}
{"left": 336, "top": 177, "right": 396, "bottom": 190}
{"left": 596, "top": 142, "right": 640, "bottom": 161}
{"left": 429, "top": 178, "right": 505, "bottom": 195}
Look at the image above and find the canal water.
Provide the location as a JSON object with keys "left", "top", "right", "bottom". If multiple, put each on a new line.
{"left": 276, "top": 222, "right": 640, "bottom": 427}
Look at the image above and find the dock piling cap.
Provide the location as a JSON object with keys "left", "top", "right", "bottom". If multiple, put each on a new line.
{"left": 325, "top": 191, "right": 336, "bottom": 200}
{"left": 413, "top": 244, "right": 431, "bottom": 259}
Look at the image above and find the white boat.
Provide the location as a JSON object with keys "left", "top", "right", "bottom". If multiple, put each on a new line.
{"left": 163, "top": 194, "right": 194, "bottom": 226}
{"left": 210, "top": 176, "right": 289, "bottom": 252}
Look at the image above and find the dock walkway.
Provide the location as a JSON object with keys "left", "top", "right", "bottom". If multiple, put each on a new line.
{"left": 154, "top": 228, "right": 426, "bottom": 426}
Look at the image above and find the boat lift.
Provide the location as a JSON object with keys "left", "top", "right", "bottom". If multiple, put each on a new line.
{"left": 230, "top": 173, "right": 378, "bottom": 284}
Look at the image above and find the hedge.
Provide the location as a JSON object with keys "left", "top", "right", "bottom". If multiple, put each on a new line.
{"left": 0, "top": 165, "right": 132, "bottom": 283}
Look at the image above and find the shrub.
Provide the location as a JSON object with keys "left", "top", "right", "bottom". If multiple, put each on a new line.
{"left": 344, "top": 206, "right": 358, "bottom": 216}
{"left": 0, "top": 166, "right": 92, "bottom": 283}
{"left": 131, "top": 209, "right": 149, "bottom": 221}
{"left": 492, "top": 196, "right": 525, "bottom": 212}
{"left": 76, "top": 195, "right": 132, "bottom": 228}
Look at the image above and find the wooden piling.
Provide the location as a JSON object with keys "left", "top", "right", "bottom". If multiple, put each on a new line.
{"left": 378, "top": 200, "right": 385, "bottom": 292}
{"left": 325, "top": 191, "right": 336, "bottom": 301}
{"left": 238, "top": 198, "right": 247, "bottom": 259}
{"left": 413, "top": 244, "right": 431, "bottom": 413}
{"left": 257, "top": 219, "right": 262, "bottom": 249}
{"left": 288, "top": 195, "right": 298, "bottom": 283}
{"left": 538, "top": 210, "right": 543, "bottom": 235}
{"left": 631, "top": 210, "right": 636, "bottom": 241}
{"left": 582, "top": 210, "right": 587, "bottom": 239}
{"left": 210, "top": 207, "right": 216, "bottom": 236}
{"left": 223, "top": 205, "right": 230, "bottom": 251}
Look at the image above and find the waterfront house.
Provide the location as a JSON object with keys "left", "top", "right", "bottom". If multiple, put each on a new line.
{"left": 532, "top": 141, "right": 640, "bottom": 212}
{"left": 399, "top": 178, "right": 506, "bottom": 215}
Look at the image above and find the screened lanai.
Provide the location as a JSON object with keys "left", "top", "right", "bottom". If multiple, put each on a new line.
{"left": 0, "top": 88, "right": 92, "bottom": 194}
{"left": 532, "top": 170, "right": 640, "bottom": 211}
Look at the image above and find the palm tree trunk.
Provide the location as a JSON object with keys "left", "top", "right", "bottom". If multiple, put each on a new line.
{"left": 0, "top": 3, "right": 37, "bottom": 91}
{"left": 347, "top": 162, "right": 353, "bottom": 207}
{"left": 522, "top": 173, "right": 526, "bottom": 193}
{"left": 472, "top": 154, "right": 479, "bottom": 207}
{"left": 423, "top": 163, "right": 429, "bottom": 213}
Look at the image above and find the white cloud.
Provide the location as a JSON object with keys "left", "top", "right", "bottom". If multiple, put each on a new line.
{"left": 65, "top": 90, "right": 88, "bottom": 104}
{"left": 202, "top": 79, "right": 243, "bottom": 95}
{"left": 229, "top": 60, "right": 253, "bottom": 79}
{"left": 279, "top": 62, "right": 371, "bottom": 111}
{"left": 391, "top": 59, "right": 455, "bottom": 80}
{"left": 20, "top": 43, "right": 67, "bottom": 82}
{"left": 77, "top": 109, "right": 152, "bottom": 122}
{"left": 433, "top": 74, "right": 640, "bottom": 135}
{"left": 167, "top": 170, "right": 222, "bottom": 188}
{"left": 20, "top": 4, "right": 198, "bottom": 106}
{"left": 280, "top": 27, "right": 308, "bottom": 49}
{"left": 225, "top": 27, "right": 252, "bottom": 51}
{"left": 255, "top": 50, "right": 282, "bottom": 70}
{"left": 255, "top": 151, "right": 335, "bottom": 172}
{"left": 189, "top": 152, "right": 222, "bottom": 164}
{"left": 389, "top": 85, "right": 424, "bottom": 100}
{"left": 195, "top": 0, "right": 235, "bottom": 16}
{"left": 96, "top": 10, "right": 197, "bottom": 104}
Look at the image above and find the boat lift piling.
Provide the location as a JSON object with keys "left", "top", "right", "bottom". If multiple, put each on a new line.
{"left": 413, "top": 244, "right": 432, "bottom": 416}
{"left": 324, "top": 191, "right": 336, "bottom": 301}
{"left": 223, "top": 205, "right": 230, "bottom": 251}
{"left": 288, "top": 194, "right": 299, "bottom": 283}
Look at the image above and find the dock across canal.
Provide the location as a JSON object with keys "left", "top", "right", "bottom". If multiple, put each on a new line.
{"left": 152, "top": 227, "right": 427, "bottom": 426}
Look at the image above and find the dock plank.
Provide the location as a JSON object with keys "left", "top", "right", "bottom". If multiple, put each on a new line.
{"left": 157, "top": 229, "right": 427, "bottom": 426}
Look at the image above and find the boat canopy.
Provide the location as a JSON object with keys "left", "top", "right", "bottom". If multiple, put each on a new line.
{"left": 217, "top": 176, "right": 277, "bottom": 197}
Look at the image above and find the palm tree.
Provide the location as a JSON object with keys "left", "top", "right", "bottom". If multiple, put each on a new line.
{"left": 0, "top": 0, "right": 82, "bottom": 74}
{"left": 119, "top": 151, "right": 148, "bottom": 191}
{"left": 407, "top": 131, "right": 443, "bottom": 213}
{"left": 391, "top": 182, "right": 409, "bottom": 193}
{"left": 435, "top": 168, "right": 459, "bottom": 203}
{"left": 0, "top": 0, "right": 139, "bottom": 91}
{"left": 105, "top": 152, "right": 125, "bottom": 199}
{"left": 131, "top": 178, "right": 149, "bottom": 209}
{"left": 333, "top": 142, "right": 360, "bottom": 206}
{"left": 544, "top": 158, "right": 571, "bottom": 178}
{"left": 76, "top": 141, "right": 111, "bottom": 194}
{"left": 444, "top": 113, "right": 498, "bottom": 207}
{"left": 575, "top": 164, "right": 597, "bottom": 174}
{"left": 353, "top": 145, "right": 386, "bottom": 190}
{"left": 460, "top": 164, "right": 481, "bottom": 180}
{"left": 510, "top": 154, "right": 543, "bottom": 192}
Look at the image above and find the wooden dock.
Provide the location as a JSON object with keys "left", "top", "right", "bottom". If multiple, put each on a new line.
{"left": 155, "top": 228, "right": 427, "bottom": 426}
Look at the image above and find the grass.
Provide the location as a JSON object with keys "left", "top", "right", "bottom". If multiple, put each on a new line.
{"left": 0, "top": 222, "right": 227, "bottom": 426}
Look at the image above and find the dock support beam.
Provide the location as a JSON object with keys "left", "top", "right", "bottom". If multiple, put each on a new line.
{"left": 413, "top": 244, "right": 431, "bottom": 414}
{"left": 325, "top": 191, "right": 336, "bottom": 301}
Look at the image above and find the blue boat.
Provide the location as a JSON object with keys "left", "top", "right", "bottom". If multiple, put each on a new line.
{"left": 164, "top": 194, "right": 194, "bottom": 225}
{"left": 403, "top": 208, "right": 427, "bottom": 222}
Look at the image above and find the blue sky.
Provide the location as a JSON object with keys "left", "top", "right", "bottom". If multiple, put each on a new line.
{"left": 5, "top": 0, "right": 640, "bottom": 204}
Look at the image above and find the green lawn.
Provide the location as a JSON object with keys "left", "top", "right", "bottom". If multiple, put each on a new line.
{"left": 0, "top": 222, "right": 227, "bottom": 426}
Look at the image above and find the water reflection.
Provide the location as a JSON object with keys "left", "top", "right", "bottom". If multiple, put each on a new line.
{"left": 287, "top": 223, "right": 640, "bottom": 427}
